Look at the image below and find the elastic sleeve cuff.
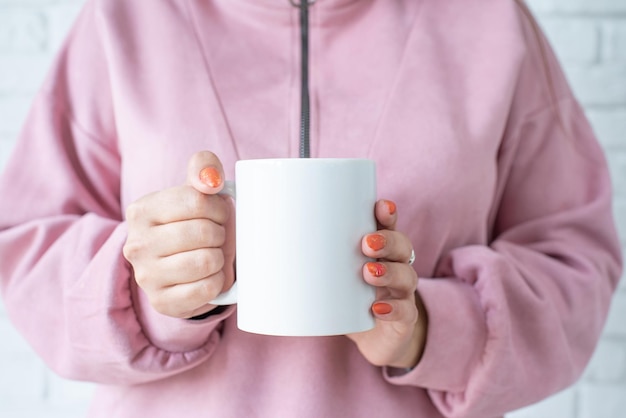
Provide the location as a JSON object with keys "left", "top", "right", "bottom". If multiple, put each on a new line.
{"left": 132, "top": 282, "right": 236, "bottom": 353}
{"left": 384, "top": 277, "right": 487, "bottom": 392}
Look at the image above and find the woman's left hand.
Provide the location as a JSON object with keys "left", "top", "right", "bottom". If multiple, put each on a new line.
{"left": 347, "top": 199, "right": 428, "bottom": 370}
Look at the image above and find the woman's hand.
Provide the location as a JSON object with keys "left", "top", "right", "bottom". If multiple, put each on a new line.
{"left": 123, "top": 151, "right": 235, "bottom": 319}
{"left": 347, "top": 200, "right": 428, "bottom": 370}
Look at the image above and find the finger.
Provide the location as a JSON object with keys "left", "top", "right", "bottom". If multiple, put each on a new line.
{"left": 126, "top": 186, "right": 231, "bottom": 226}
{"left": 134, "top": 247, "right": 225, "bottom": 290}
{"left": 149, "top": 271, "right": 227, "bottom": 318}
{"left": 150, "top": 219, "right": 226, "bottom": 256}
{"left": 375, "top": 199, "right": 397, "bottom": 230}
{"left": 371, "top": 298, "right": 419, "bottom": 325}
{"left": 158, "top": 248, "right": 225, "bottom": 286}
{"left": 363, "top": 261, "right": 418, "bottom": 296}
{"left": 362, "top": 230, "right": 413, "bottom": 263}
{"left": 187, "top": 151, "right": 226, "bottom": 194}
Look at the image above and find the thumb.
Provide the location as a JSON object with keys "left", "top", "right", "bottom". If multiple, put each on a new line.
{"left": 186, "top": 151, "right": 225, "bottom": 195}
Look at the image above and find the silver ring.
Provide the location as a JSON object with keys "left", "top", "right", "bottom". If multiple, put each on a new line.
{"left": 408, "top": 249, "right": 415, "bottom": 265}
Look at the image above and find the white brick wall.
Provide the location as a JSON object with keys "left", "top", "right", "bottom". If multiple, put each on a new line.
{"left": 0, "top": 1, "right": 624, "bottom": 417}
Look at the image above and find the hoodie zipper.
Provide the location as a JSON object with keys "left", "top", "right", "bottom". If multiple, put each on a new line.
{"left": 292, "top": 0, "right": 314, "bottom": 158}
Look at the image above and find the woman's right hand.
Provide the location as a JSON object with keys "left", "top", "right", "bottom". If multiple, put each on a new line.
{"left": 123, "top": 151, "right": 235, "bottom": 319}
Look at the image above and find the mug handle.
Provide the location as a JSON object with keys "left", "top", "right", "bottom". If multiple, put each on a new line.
{"left": 208, "top": 180, "right": 238, "bottom": 305}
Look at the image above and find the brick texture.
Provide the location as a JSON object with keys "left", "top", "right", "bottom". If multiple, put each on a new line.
{"left": 0, "top": 1, "right": 624, "bottom": 418}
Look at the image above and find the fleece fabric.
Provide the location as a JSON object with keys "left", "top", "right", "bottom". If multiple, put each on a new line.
{"left": 0, "top": 0, "right": 622, "bottom": 417}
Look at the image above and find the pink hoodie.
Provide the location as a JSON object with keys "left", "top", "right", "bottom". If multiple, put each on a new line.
{"left": 0, "top": 0, "right": 622, "bottom": 417}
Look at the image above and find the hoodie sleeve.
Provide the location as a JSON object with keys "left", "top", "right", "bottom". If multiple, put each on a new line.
{"left": 0, "top": 0, "right": 233, "bottom": 385}
{"left": 384, "top": 3, "right": 623, "bottom": 418}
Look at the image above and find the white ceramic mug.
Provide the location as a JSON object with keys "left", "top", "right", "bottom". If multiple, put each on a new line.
{"left": 211, "top": 158, "right": 377, "bottom": 337}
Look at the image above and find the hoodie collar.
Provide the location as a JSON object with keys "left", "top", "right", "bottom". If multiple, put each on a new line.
{"left": 229, "top": 0, "right": 363, "bottom": 11}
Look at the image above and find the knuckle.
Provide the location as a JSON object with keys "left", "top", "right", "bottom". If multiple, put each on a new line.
{"left": 132, "top": 268, "right": 151, "bottom": 289}
{"left": 125, "top": 201, "right": 145, "bottom": 223}
{"left": 122, "top": 238, "right": 143, "bottom": 262}
{"left": 198, "top": 221, "right": 226, "bottom": 247}
{"left": 200, "top": 271, "right": 225, "bottom": 301}
{"left": 193, "top": 249, "right": 225, "bottom": 276}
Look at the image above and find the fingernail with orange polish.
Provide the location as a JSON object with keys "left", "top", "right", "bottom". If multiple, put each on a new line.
{"left": 366, "top": 262, "right": 386, "bottom": 277}
{"left": 199, "top": 167, "right": 222, "bottom": 188}
{"left": 372, "top": 302, "right": 393, "bottom": 315}
{"left": 385, "top": 200, "right": 396, "bottom": 215}
{"left": 366, "top": 234, "right": 386, "bottom": 251}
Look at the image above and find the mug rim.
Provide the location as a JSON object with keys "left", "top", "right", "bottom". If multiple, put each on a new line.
{"left": 236, "top": 157, "right": 374, "bottom": 166}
